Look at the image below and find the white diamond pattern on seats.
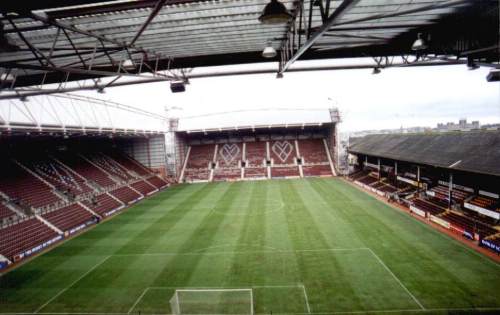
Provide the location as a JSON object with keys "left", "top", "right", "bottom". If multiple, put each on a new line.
{"left": 219, "top": 143, "right": 240, "bottom": 165}
{"left": 272, "top": 141, "right": 293, "bottom": 163}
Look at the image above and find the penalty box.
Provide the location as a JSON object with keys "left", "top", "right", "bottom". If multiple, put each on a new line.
{"left": 131, "top": 285, "right": 310, "bottom": 314}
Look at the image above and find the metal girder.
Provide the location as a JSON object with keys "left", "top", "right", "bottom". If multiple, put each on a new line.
{"left": 0, "top": 59, "right": 466, "bottom": 100}
{"left": 277, "top": 0, "right": 473, "bottom": 75}
{"left": 129, "top": 0, "right": 168, "bottom": 46}
{"left": 279, "top": 0, "right": 361, "bottom": 75}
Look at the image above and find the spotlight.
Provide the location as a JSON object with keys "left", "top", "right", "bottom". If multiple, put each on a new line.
{"left": 262, "top": 42, "right": 277, "bottom": 58}
{"left": 19, "top": 95, "right": 28, "bottom": 102}
{"left": 467, "top": 57, "right": 479, "bottom": 70}
{"left": 0, "top": 72, "right": 14, "bottom": 83}
{"left": 258, "top": 0, "right": 292, "bottom": 24}
{"left": 170, "top": 81, "right": 186, "bottom": 93}
{"left": 411, "top": 33, "right": 428, "bottom": 51}
{"left": 97, "top": 88, "right": 105, "bottom": 94}
{"left": 486, "top": 69, "right": 500, "bottom": 82}
{"left": 372, "top": 67, "right": 381, "bottom": 75}
{"left": 121, "top": 59, "right": 135, "bottom": 70}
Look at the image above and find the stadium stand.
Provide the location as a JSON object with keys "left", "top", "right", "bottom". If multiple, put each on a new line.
{"left": 412, "top": 198, "right": 446, "bottom": 216}
{"left": 55, "top": 152, "right": 116, "bottom": 188}
{"left": 0, "top": 159, "right": 63, "bottom": 210}
{"left": 469, "top": 195, "right": 500, "bottom": 212}
{"left": 213, "top": 143, "right": 242, "bottom": 181}
{"left": 20, "top": 157, "right": 94, "bottom": 199}
{"left": 146, "top": 176, "right": 168, "bottom": 189}
{"left": 183, "top": 144, "right": 214, "bottom": 182}
{"left": 0, "top": 218, "right": 60, "bottom": 261}
{"left": 270, "top": 140, "right": 300, "bottom": 178}
{"left": 106, "top": 151, "right": 151, "bottom": 177}
{"left": 349, "top": 131, "right": 500, "bottom": 254}
{"left": 0, "top": 142, "right": 168, "bottom": 268}
{"left": 441, "top": 211, "right": 497, "bottom": 237}
{"left": 0, "top": 202, "right": 17, "bottom": 222}
{"left": 41, "top": 204, "right": 94, "bottom": 233}
{"left": 299, "top": 139, "right": 333, "bottom": 177}
{"left": 87, "top": 153, "right": 135, "bottom": 181}
{"left": 244, "top": 141, "right": 267, "bottom": 179}
{"left": 82, "top": 193, "right": 123, "bottom": 217}
{"left": 349, "top": 131, "right": 500, "bottom": 176}
{"left": 131, "top": 180, "right": 157, "bottom": 196}
{"left": 109, "top": 186, "right": 142, "bottom": 204}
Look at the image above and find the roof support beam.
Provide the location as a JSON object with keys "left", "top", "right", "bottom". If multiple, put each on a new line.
{"left": 279, "top": 0, "right": 361, "bottom": 75}
{"left": 0, "top": 59, "right": 465, "bottom": 100}
{"left": 129, "top": 0, "right": 167, "bottom": 46}
{"left": 278, "top": 0, "right": 471, "bottom": 75}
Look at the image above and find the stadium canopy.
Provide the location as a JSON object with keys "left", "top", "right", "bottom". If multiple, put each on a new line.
{"left": 348, "top": 131, "right": 500, "bottom": 177}
{"left": 0, "top": 0, "right": 499, "bottom": 98}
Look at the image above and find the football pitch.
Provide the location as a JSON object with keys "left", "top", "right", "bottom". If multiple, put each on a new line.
{"left": 1, "top": 178, "right": 499, "bottom": 315}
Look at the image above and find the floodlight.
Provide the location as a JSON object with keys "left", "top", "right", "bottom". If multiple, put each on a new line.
{"left": 411, "top": 33, "right": 428, "bottom": 51}
{"left": 372, "top": 67, "right": 381, "bottom": 74}
{"left": 486, "top": 69, "right": 500, "bottom": 82}
{"left": 258, "top": 0, "right": 292, "bottom": 24}
{"left": 262, "top": 42, "right": 277, "bottom": 58}
{"left": 0, "top": 72, "right": 14, "bottom": 83}
{"left": 467, "top": 57, "right": 479, "bottom": 70}
{"left": 170, "top": 81, "right": 186, "bottom": 93}
{"left": 121, "top": 59, "right": 135, "bottom": 70}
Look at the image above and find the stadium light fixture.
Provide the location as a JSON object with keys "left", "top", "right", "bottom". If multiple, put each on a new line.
{"left": 262, "top": 42, "right": 277, "bottom": 58}
{"left": 97, "top": 88, "right": 105, "bottom": 94}
{"left": 411, "top": 33, "right": 428, "bottom": 51}
{"left": 170, "top": 81, "right": 186, "bottom": 93}
{"left": 467, "top": 57, "right": 479, "bottom": 70}
{"left": 372, "top": 67, "right": 381, "bottom": 74}
{"left": 486, "top": 69, "right": 500, "bottom": 82}
{"left": 121, "top": 58, "right": 135, "bottom": 70}
{"left": 258, "top": 0, "right": 292, "bottom": 24}
{"left": 0, "top": 72, "right": 14, "bottom": 83}
{"left": 19, "top": 95, "right": 28, "bottom": 102}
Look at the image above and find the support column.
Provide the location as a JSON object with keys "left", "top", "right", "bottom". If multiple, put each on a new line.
{"left": 394, "top": 161, "right": 398, "bottom": 187}
{"left": 266, "top": 141, "right": 271, "bottom": 179}
{"left": 448, "top": 173, "right": 453, "bottom": 209}
{"left": 209, "top": 144, "right": 218, "bottom": 182}
{"left": 178, "top": 146, "right": 191, "bottom": 183}
{"left": 377, "top": 158, "right": 381, "bottom": 181}
{"left": 295, "top": 139, "right": 303, "bottom": 178}
{"left": 417, "top": 166, "right": 421, "bottom": 193}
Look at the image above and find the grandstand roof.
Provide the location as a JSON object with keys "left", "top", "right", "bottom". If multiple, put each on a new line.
{"left": 1, "top": 0, "right": 498, "bottom": 93}
{"left": 177, "top": 121, "right": 333, "bottom": 137}
{"left": 348, "top": 131, "right": 500, "bottom": 177}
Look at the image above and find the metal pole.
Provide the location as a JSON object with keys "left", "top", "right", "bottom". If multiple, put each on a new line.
{"left": 448, "top": 173, "right": 453, "bottom": 209}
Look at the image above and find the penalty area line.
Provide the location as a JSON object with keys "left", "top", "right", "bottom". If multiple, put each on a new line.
{"left": 34, "top": 255, "right": 111, "bottom": 314}
{"left": 367, "top": 248, "right": 425, "bottom": 310}
{"left": 127, "top": 287, "right": 150, "bottom": 314}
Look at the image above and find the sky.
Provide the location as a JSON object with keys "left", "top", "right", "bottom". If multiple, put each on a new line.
{"left": 75, "top": 58, "right": 500, "bottom": 133}
{"left": 3, "top": 58, "right": 499, "bottom": 133}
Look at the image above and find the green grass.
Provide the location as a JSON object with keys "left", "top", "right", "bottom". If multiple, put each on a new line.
{"left": 1, "top": 178, "right": 499, "bottom": 315}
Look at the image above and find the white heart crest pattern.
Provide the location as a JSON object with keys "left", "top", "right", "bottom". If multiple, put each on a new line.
{"left": 219, "top": 143, "right": 240, "bottom": 164}
{"left": 272, "top": 141, "right": 293, "bottom": 163}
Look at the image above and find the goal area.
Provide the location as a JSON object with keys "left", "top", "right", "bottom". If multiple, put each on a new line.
{"left": 169, "top": 288, "right": 254, "bottom": 315}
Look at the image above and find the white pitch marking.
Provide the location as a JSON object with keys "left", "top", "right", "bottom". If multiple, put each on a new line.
{"left": 127, "top": 287, "right": 150, "bottom": 314}
{"left": 4, "top": 306, "right": 500, "bottom": 315}
{"left": 112, "top": 247, "right": 369, "bottom": 257}
{"left": 367, "top": 248, "right": 425, "bottom": 310}
{"left": 300, "top": 284, "right": 311, "bottom": 314}
{"left": 34, "top": 255, "right": 111, "bottom": 314}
